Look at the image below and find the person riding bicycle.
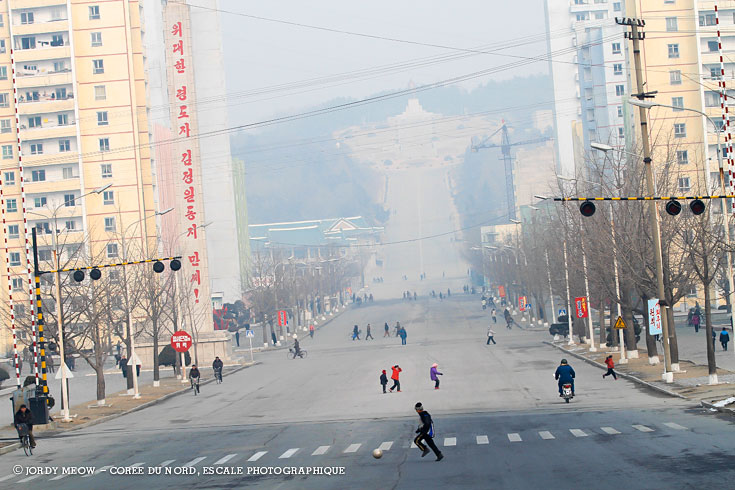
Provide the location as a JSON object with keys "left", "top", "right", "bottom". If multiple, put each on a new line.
{"left": 189, "top": 365, "right": 201, "bottom": 393}
{"left": 554, "top": 358, "right": 576, "bottom": 397}
{"left": 212, "top": 357, "right": 223, "bottom": 380}
{"left": 293, "top": 336, "right": 302, "bottom": 358}
{"left": 14, "top": 404, "right": 35, "bottom": 449}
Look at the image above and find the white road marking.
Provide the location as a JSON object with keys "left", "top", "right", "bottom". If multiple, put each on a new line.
{"left": 83, "top": 465, "right": 111, "bottom": 478}
{"left": 410, "top": 442, "right": 417, "bottom": 448}
{"left": 248, "top": 451, "right": 268, "bottom": 462}
{"left": 601, "top": 427, "right": 621, "bottom": 435}
{"left": 443, "top": 437, "right": 456, "bottom": 446}
{"left": 18, "top": 475, "right": 40, "bottom": 483}
{"left": 183, "top": 457, "right": 206, "bottom": 467}
{"left": 539, "top": 431, "right": 555, "bottom": 440}
{"left": 50, "top": 474, "right": 69, "bottom": 481}
{"left": 378, "top": 441, "right": 394, "bottom": 451}
{"left": 159, "top": 460, "right": 176, "bottom": 467}
{"left": 279, "top": 448, "right": 299, "bottom": 459}
{"left": 129, "top": 462, "right": 145, "bottom": 467}
{"left": 0, "top": 475, "right": 16, "bottom": 482}
{"left": 632, "top": 424, "right": 654, "bottom": 433}
{"left": 214, "top": 454, "right": 238, "bottom": 464}
{"left": 663, "top": 422, "right": 687, "bottom": 430}
{"left": 344, "top": 443, "right": 361, "bottom": 453}
{"left": 569, "top": 429, "right": 588, "bottom": 438}
{"left": 312, "top": 446, "right": 330, "bottom": 456}
{"left": 476, "top": 435, "right": 489, "bottom": 445}
{"left": 507, "top": 433, "right": 522, "bottom": 442}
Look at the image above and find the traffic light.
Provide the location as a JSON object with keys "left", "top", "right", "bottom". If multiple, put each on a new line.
{"left": 690, "top": 199, "right": 705, "bottom": 215}
{"left": 579, "top": 200, "right": 596, "bottom": 217}
{"left": 665, "top": 200, "right": 682, "bottom": 216}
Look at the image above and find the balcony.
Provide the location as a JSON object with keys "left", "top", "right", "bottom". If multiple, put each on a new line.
{"left": 25, "top": 178, "right": 80, "bottom": 194}
{"left": 20, "top": 151, "right": 77, "bottom": 167}
{"left": 16, "top": 70, "right": 72, "bottom": 89}
{"left": 33, "top": 228, "right": 84, "bottom": 248}
{"left": 12, "top": 19, "right": 69, "bottom": 37}
{"left": 9, "top": 0, "right": 67, "bottom": 8}
{"left": 17, "top": 96, "right": 74, "bottom": 116}
{"left": 19, "top": 123, "right": 76, "bottom": 141}
{"left": 701, "top": 50, "right": 735, "bottom": 65}
{"left": 14, "top": 44, "right": 70, "bottom": 63}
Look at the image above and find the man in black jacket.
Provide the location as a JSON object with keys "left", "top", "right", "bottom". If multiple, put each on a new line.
{"left": 212, "top": 357, "right": 223, "bottom": 380}
{"left": 414, "top": 402, "right": 443, "bottom": 461}
{"left": 14, "top": 404, "right": 35, "bottom": 448}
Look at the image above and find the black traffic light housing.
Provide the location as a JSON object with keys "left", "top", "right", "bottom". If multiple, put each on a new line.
{"left": 665, "top": 200, "right": 682, "bottom": 216}
{"left": 579, "top": 200, "right": 596, "bottom": 217}
{"left": 690, "top": 199, "right": 705, "bottom": 215}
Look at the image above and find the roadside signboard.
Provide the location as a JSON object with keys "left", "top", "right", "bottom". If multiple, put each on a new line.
{"left": 614, "top": 316, "right": 626, "bottom": 330}
{"left": 498, "top": 285, "right": 506, "bottom": 298}
{"left": 171, "top": 330, "right": 192, "bottom": 353}
{"left": 278, "top": 310, "right": 288, "bottom": 326}
{"left": 647, "top": 298, "right": 662, "bottom": 335}
{"left": 245, "top": 329, "right": 255, "bottom": 338}
{"left": 518, "top": 296, "right": 527, "bottom": 312}
{"left": 558, "top": 308, "right": 567, "bottom": 317}
{"left": 575, "top": 297, "right": 589, "bottom": 318}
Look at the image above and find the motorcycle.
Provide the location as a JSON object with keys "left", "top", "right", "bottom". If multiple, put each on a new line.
{"left": 561, "top": 383, "right": 574, "bottom": 403}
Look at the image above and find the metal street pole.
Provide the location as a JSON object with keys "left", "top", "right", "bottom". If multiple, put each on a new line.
{"left": 581, "top": 244, "right": 596, "bottom": 352}
{"left": 545, "top": 250, "right": 555, "bottom": 326}
{"left": 563, "top": 240, "right": 574, "bottom": 345}
{"left": 610, "top": 205, "right": 628, "bottom": 363}
{"left": 52, "top": 247, "right": 71, "bottom": 421}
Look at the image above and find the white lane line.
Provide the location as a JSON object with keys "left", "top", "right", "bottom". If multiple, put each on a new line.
{"left": 183, "top": 457, "right": 206, "bottom": 467}
{"left": 129, "top": 462, "right": 145, "bottom": 467}
{"left": 476, "top": 435, "right": 489, "bottom": 445}
{"left": 410, "top": 442, "right": 417, "bottom": 448}
{"left": 344, "top": 443, "right": 362, "bottom": 453}
{"left": 312, "top": 446, "right": 330, "bottom": 456}
{"left": 443, "top": 437, "right": 457, "bottom": 447}
{"left": 507, "top": 433, "right": 522, "bottom": 442}
{"left": 0, "top": 475, "right": 16, "bottom": 482}
{"left": 601, "top": 427, "right": 620, "bottom": 435}
{"left": 248, "top": 451, "right": 268, "bottom": 462}
{"left": 214, "top": 454, "right": 238, "bottom": 465}
{"left": 632, "top": 424, "right": 654, "bottom": 433}
{"left": 18, "top": 475, "right": 40, "bottom": 483}
{"left": 50, "top": 474, "right": 69, "bottom": 481}
{"left": 539, "top": 431, "right": 555, "bottom": 440}
{"left": 378, "top": 441, "right": 394, "bottom": 451}
{"left": 279, "top": 448, "right": 299, "bottom": 459}
{"left": 569, "top": 429, "right": 588, "bottom": 438}
{"left": 83, "top": 465, "right": 111, "bottom": 478}
{"left": 663, "top": 422, "right": 687, "bottom": 430}
{"left": 159, "top": 460, "right": 176, "bottom": 467}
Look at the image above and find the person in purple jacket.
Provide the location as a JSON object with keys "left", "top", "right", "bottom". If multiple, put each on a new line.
{"left": 430, "top": 363, "right": 443, "bottom": 390}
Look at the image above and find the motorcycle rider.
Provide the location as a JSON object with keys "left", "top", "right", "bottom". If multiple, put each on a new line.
{"left": 554, "top": 358, "right": 575, "bottom": 397}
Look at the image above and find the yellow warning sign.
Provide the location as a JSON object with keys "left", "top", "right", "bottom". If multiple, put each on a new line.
{"left": 614, "top": 316, "right": 626, "bottom": 330}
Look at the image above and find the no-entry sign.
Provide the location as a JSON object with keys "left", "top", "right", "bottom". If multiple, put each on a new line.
{"left": 171, "top": 330, "right": 192, "bottom": 353}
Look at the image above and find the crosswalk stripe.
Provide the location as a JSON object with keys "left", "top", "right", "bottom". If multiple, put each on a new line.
{"left": 183, "top": 457, "right": 206, "bottom": 467}
{"left": 539, "top": 431, "right": 555, "bottom": 440}
{"left": 18, "top": 475, "right": 40, "bottom": 483}
{"left": 601, "top": 427, "right": 620, "bottom": 435}
{"left": 49, "top": 474, "right": 69, "bottom": 481}
{"left": 569, "top": 429, "right": 588, "bottom": 438}
{"left": 410, "top": 442, "right": 417, "bottom": 448}
{"left": 129, "top": 462, "right": 145, "bottom": 468}
{"left": 476, "top": 435, "right": 489, "bottom": 445}
{"left": 0, "top": 475, "right": 16, "bottom": 482}
{"left": 83, "top": 465, "right": 111, "bottom": 478}
{"left": 279, "top": 448, "right": 299, "bottom": 459}
{"left": 344, "top": 443, "right": 361, "bottom": 453}
{"left": 508, "top": 433, "right": 522, "bottom": 442}
{"left": 632, "top": 424, "right": 654, "bottom": 433}
{"left": 159, "top": 460, "right": 176, "bottom": 467}
{"left": 443, "top": 437, "right": 457, "bottom": 446}
{"left": 378, "top": 441, "right": 394, "bottom": 451}
{"left": 663, "top": 422, "right": 687, "bottom": 430}
{"left": 312, "top": 446, "right": 330, "bottom": 456}
{"left": 214, "top": 454, "right": 238, "bottom": 465}
{"left": 248, "top": 451, "right": 268, "bottom": 462}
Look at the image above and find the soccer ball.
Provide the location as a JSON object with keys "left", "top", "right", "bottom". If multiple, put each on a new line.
{"left": 372, "top": 449, "right": 383, "bottom": 459}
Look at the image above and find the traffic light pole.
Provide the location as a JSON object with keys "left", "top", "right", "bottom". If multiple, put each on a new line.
{"left": 31, "top": 229, "right": 50, "bottom": 397}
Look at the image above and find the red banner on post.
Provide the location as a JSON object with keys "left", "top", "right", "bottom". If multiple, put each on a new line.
{"left": 575, "top": 297, "right": 588, "bottom": 318}
{"left": 498, "top": 285, "right": 506, "bottom": 298}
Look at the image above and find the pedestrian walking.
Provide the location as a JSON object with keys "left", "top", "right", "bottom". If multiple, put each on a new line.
{"left": 720, "top": 328, "right": 730, "bottom": 351}
{"left": 115, "top": 341, "right": 122, "bottom": 357}
{"left": 120, "top": 355, "right": 128, "bottom": 378}
{"left": 365, "top": 324, "right": 374, "bottom": 340}
{"left": 17, "top": 356, "right": 22, "bottom": 375}
{"left": 271, "top": 331, "right": 278, "bottom": 346}
{"left": 712, "top": 328, "right": 717, "bottom": 350}
{"left": 309, "top": 324, "right": 315, "bottom": 338}
{"left": 389, "top": 365, "right": 402, "bottom": 392}
{"left": 235, "top": 330, "right": 240, "bottom": 347}
{"left": 491, "top": 308, "right": 497, "bottom": 324}
{"left": 384, "top": 322, "right": 390, "bottom": 337}
{"left": 413, "top": 402, "right": 443, "bottom": 461}
{"left": 430, "top": 363, "right": 443, "bottom": 389}
{"left": 114, "top": 351, "right": 121, "bottom": 368}
{"left": 46, "top": 354, "right": 55, "bottom": 374}
{"left": 394, "top": 322, "right": 401, "bottom": 337}
{"left": 380, "top": 370, "right": 388, "bottom": 393}
{"left": 486, "top": 327, "right": 496, "bottom": 345}
{"left": 602, "top": 355, "right": 617, "bottom": 380}
{"left": 692, "top": 313, "right": 700, "bottom": 333}
{"left": 352, "top": 325, "right": 361, "bottom": 341}
{"left": 399, "top": 326, "right": 407, "bottom": 345}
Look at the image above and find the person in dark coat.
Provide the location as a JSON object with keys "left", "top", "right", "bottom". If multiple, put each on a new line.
{"left": 713, "top": 329, "right": 717, "bottom": 350}
{"left": 399, "top": 327, "right": 407, "bottom": 345}
{"left": 271, "top": 331, "right": 278, "bottom": 345}
{"left": 120, "top": 355, "right": 128, "bottom": 378}
{"left": 352, "top": 325, "right": 360, "bottom": 341}
{"left": 14, "top": 404, "right": 35, "bottom": 448}
{"left": 384, "top": 322, "right": 390, "bottom": 337}
{"left": 554, "top": 358, "right": 576, "bottom": 396}
{"left": 365, "top": 324, "right": 373, "bottom": 340}
{"left": 380, "top": 370, "right": 388, "bottom": 393}
{"left": 414, "top": 402, "right": 443, "bottom": 461}
{"left": 720, "top": 328, "right": 730, "bottom": 351}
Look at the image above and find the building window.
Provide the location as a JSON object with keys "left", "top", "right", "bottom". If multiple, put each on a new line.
{"left": 617, "top": 105, "right": 623, "bottom": 117}
{"left": 575, "top": 13, "right": 589, "bottom": 21}
{"left": 106, "top": 243, "right": 118, "bottom": 258}
{"left": 0, "top": 67, "right": 7, "bottom": 81}
{"left": 104, "top": 216, "right": 115, "bottom": 232}
{"left": 89, "top": 6, "right": 100, "bottom": 20}
{"left": 4, "top": 171, "right": 14, "bottom": 185}
{"left": 28, "top": 116, "right": 41, "bottom": 128}
{"left": 30, "top": 143, "right": 43, "bottom": 155}
{"left": 612, "top": 42, "right": 621, "bottom": 54}
{"left": 34, "top": 196, "right": 47, "bottom": 208}
{"left": 0, "top": 120, "right": 10, "bottom": 134}
{"left": 671, "top": 97, "right": 684, "bottom": 111}
{"left": 59, "top": 139, "right": 71, "bottom": 152}
{"left": 711, "top": 67, "right": 721, "bottom": 80}
{"left": 35, "top": 222, "right": 50, "bottom": 235}
{"left": 58, "top": 114, "right": 69, "bottom": 126}
{"left": 38, "top": 250, "right": 51, "bottom": 262}
{"left": 99, "top": 138, "right": 110, "bottom": 152}
{"left": 103, "top": 190, "right": 114, "bottom": 205}
{"left": 20, "top": 12, "right": 34, "bottom": 25}
{"left": 93, "top": 59, "right": 104, "bottom": 74}
{"left": 101, "top": 163, "right": 112, "bottom": 178}
{"left": 618, "top": 127, "right": 624, "bottom": 139}
{"left": 65, "top": 220, "right": 75, "bottom": 231}
{"left": 2, "top": 145, "right": 12, "bottom": 159}
{"left": 708, "top": 41, "right": 720, "bottom": 52}
{"left": 0, "top": 40, "right": 6, "bottom": 54}
{"left": 97, "top": 111, "right": 108, "bottom": 126}
{"left": 11, "top": 278, "right": 22, "bottom": 290}
{"left": 666, "top": 17, "right": 678, "bottom": 32}
{"left": 91, "top": 32, "right": 102, "bottom": 47}
{"left": 62, "top": 167, "right": 74, "bottom": 179}
{"left": 615, "top": 84, "right": 625, "bottom": 96}
{"left": 7, "top": 198, "right": 17, "bottom": 213}
{"left": 678, "top": 176, "right": 691, "bottom": 192}
{"left": 8, "top": 224, "right": 18, "bottom": 238}
{"left": 670, "top": 70, "right": 682, "bottom": 85}
{"left": 613, "top": 2, "right": 621, "bottom": 11}
{"left": 0, "top": 94, "right": 8, "bottom": 108}
{"left": 64, "top": 194, "right": 76, "bottom": 207}
{"left": 613, "top": 63, "right": 623, "bottom": 75}
{"left": 677, "top": 150, "right": 689, "bottom": 165}
{"left": 94, "top": 85, "right": 106, "bottom": 101}
{"left": 674, "top": 123, "right": 687, "bottom": 138}
{"left": 594, "top": 12, "right": 605, "bottom": 20}
{"left": 668, "top": 44, "right": 680, "bottom": 58}
{"left": 700, "top": 13, "right": 717, "bottom": 26}
{"left": 9, "top": 252, "right": 20, "bottom": 267}
{"left": 31, "top": 169, "right": 45, "bottom": 182}
{"left": 0, "top": 15, "right": 4, "bottom": 27}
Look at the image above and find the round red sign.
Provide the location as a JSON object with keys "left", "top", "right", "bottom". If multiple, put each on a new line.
{"left": 171, "top": 330, "right": 192, "bottom": 353}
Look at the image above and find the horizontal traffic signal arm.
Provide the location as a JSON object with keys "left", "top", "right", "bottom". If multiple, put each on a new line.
{"left": 553, "top": 195, "right": 735, "bottom": 201}
{"left": 41, "top": 256, "right": 183, "bottom": 275}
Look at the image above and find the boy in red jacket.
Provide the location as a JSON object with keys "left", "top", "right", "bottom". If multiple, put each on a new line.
{"left": 603, "top": 355, "right": 617, "bottom": 380}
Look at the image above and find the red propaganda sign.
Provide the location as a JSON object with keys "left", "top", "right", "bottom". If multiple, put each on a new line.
{"left": 575, "top": 297, "right": 589, "bottom": 318}
{"left": 171, "top": 330, "right": 192, "bottom": 353}
{"left": 278, "top": 310, "right": 288, "bottom": 326}
{"left": 518, "top": 296, "right": 527, "bottom": 312}
{"left": 498, "top": 285, "right": 506, "bottom": 298}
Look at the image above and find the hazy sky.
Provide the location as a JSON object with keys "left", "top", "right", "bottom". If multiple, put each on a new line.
{"left": 218, "top": 0, "right": 548, "bottom": 126}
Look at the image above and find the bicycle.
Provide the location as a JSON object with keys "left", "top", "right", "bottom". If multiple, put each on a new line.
{"left": 287, "top": 348, "right": 307, "bottom": 360}
{"left": 214, "top": 368, "right": 223, "bottom": 384}
{"left": 16, "top": 424, "right": 32, "bottom": 456}
{"left": 190, "top": 377, "right": 200, "bottom": 396}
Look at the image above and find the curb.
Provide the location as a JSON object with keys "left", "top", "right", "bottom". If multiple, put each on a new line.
{"left": 0, "top": 442, "right": 19, "bottom": 456}
{"left": 243, "top": 307, "right": 347, "bottom": 353}
{"left": 543, "top": 341, "right": 688, "bottom": 400}
{"left": 701, "top": 400, "right": 735, "bottom": 415}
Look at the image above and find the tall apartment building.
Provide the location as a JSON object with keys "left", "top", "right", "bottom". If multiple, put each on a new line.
{"left": 545, "top": 0, "right": 636, "bottom": 177}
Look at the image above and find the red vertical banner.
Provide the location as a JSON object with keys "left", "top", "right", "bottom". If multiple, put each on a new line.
{"left": 278, "top": 310, "right": 288, "bottom": 326}
{"left": 498, "top": 285, "right": 506, "bottom": 298}
{"left": 518, "top": 296, "right": 527, "bottom": 312}
{"left": 575, "top": 297, "right": 588, "bottom": 318}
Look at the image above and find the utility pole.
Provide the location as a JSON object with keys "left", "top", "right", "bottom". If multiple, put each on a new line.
{"left": 618, "top": 17, "right": 671, "bottom": 380}
{"left": 545, "top": 250, "right": 555, "bottom": 325}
